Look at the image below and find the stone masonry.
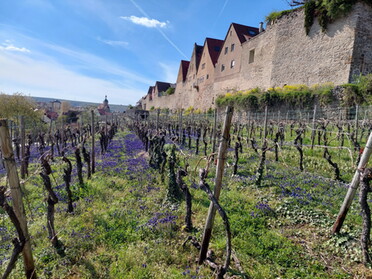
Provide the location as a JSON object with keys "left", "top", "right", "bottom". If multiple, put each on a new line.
{"left": 141, "top": 2, "right": 372, "bottom": 112}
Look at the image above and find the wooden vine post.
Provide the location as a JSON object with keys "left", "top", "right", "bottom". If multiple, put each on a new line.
{"left": 355, "top": 104, "right": 359, "bottom": 142}
{"left": 156, "top": 109, "right": 160, "bottom": 130}
{"left": 311, "top": 105, "right": 317, "bottom": 149}
{"left": 332, "top": 131, "right": 372, "bottom": 234}
{"left": 20, "top": 116, "right": 26, "bottom": 179}
{"left": 0, "top": 119, "right": 37, "bottom": 279}
{"left": 91, "top": 110, "right": 95, "bottom": 174}
{"left": 179, "top": 109, "right": 183, "bottom": 144}
{"left": 198, "top": 106, "right": 234, "bottom": 264}
{"left": 263, "top": 106, "right": 268, "bottom": 138}
{"left": 212, "top": 108, "right": 218, "bottom": 154}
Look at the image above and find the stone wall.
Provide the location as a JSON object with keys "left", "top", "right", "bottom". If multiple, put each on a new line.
{"left": 142, "top": 2, "right": 372, "bottom": 112}
{"left": 268, "top": 7, "right": 356, "bottom": 87}
{"left": 350, "top": 2, "right": 372, "bottom": 78}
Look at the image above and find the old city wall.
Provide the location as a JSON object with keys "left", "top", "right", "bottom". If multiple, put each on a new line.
{"left": 143, "top": 3, "right": 371, "bottom": 112}
{"left": 269, "top": 6, "right": 357, "bottom": 87}
{"left": 350, "top": 2, "right": 372, "bottom": 78}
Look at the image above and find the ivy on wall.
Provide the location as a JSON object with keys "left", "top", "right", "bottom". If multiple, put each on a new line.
{"left": 267, "top": 0, "right": 372, "bottom": 34}
{"left": 216, "top": 74, "right": 372, "bottom": 110}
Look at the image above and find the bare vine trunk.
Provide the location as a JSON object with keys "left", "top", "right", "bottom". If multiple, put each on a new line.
{"left": 360, "top": 168, "right": 372, "bottom": 265}
{"left": 0, "top": 187, "right": 26, "bottom": 279}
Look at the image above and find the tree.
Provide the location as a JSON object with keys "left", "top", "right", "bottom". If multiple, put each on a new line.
{"left": 0, "top": 93, "right": 42, "bottom": 121}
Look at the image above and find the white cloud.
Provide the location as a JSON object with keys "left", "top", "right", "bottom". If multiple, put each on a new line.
{"left": 97, "top": 38, "right": 129, "bottom": 48}
{"left": 36, "top": 41, "right": 152, "bottom": 85}
{"left": 121, "top": 15, "right": 168, "bottom": 28}
{"left": 0, "top": 41, "right": 30, "bottom": 53}
{"left": 0, "top": 48, "right": 145, "bottom": 105}
{"left": 126, "top": 0, "right": 188, "bottom": 59}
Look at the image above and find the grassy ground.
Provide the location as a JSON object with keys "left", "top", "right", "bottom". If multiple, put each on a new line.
{"left": 0, "top": 128, "right": 371, "bottom": 278}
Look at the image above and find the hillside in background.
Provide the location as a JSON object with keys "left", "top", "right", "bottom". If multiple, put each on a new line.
{"left": 31, "top": 96, "right": 128, "bottom": 112}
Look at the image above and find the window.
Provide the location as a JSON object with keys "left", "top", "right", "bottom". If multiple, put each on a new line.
{"left": 224, "top": 47, "right": 228, "bottom": 55}
{"left": 249, "top": 49, "right": 255, "bottom": 64}
{"left": 231, "top": 44, "right": 235, "bottom": 52}
{"left": 248, "top": 30, "right": 257, "bottom": 36}
{"left": 206, "top": 74, "right": 209, "bottom": 79}
{"left": 221, "top": 64, "right": 225, "bottom": 72}
{"left": 230, "top": 60, "right": 235, "bottom": 68}
{"left": 201, "top": 63, "right": 205, "bottom": 69}
{"left": 230, "top": 30, "right": 232, "bottom": 36}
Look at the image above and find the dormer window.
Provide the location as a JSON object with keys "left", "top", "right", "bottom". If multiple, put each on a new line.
{"left": 248, "top": 30, "right": 257, "bottom": 36}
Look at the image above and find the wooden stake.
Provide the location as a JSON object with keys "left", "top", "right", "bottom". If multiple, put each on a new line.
{"left": 263, "top": 106, "right": 268, "bottom": 139}
{"left": 105, "top": 114, "right": 108, "bottom": 136}
{"left": 311, "top": 105, "right": 317, "bottom": 149}
{"left": 212, "top": 108, "right": 218, "bottom": 153}
{"left": 0, "top": 119, "right": 37, "bottom": 279}
{"left": 91, "top": 110, "right": 95, "bottom": 174}
{"left": 179, "top": 109, "right": 183, "bottom": 144}
{"left": 332, "top": 131, "right": 372, "bottom": 234}
{"left": 355, "top": 105, "right": 359, "bottom": 142}
{"left": 20, "top": 116, "right": 26, "bottom": 179}
{"left": 156, "top": 109, "right": 160, "bottom": 130}
{"left": 198, "top": 106, "right": 234, "bottom": 264}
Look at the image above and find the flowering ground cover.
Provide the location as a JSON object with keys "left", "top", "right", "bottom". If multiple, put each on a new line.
{"left": 0, "top": 129, "right": 371, "bottom": 278}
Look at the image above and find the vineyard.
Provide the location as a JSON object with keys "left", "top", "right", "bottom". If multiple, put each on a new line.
{"left": 0, "top": 104, "right": 372, "bottom": 278}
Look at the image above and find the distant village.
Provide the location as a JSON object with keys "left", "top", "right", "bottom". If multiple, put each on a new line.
{"left": 36, "top": 96, "right": 113, "bottom": 125}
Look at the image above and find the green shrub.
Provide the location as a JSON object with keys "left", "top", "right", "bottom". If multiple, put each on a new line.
{"left": 265, "top": 9, "right": 294, "bottom": 24}
{"left": 341, "top": 83, "right": 361, "bottom": 106}
{"left": 206, "top": 107, "right": 215, "bottom": 115}
{"left": 165, "top": 87, "right": 175, "bottom": 95}
{"left": 316, "top": 85, "right": 334, "bottom": 105}
{"left": 236, "top": 93, "right": 259, "bottom": 109}
{"left": 304, "top": 0, "right": 316, "bottom": 34}
{"left": 354, "top": 73, "right": 372, "bottom": 103}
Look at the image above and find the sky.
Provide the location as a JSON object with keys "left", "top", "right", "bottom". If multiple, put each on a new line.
{"left": 0, "top": 0, "right": 292, "bottom": 105}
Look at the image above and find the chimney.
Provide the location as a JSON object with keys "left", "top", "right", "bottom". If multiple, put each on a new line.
{"left": 259, "top": 22, "right": 264, "bottom": 33}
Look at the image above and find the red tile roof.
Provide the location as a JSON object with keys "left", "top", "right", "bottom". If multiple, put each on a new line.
{"left": 194, "top": 43, "right": 204, "bottom": 71}
{"left": 180, "top": 60, "right": 190, "bottom": 82}
{"left": 231, "top": 23, "right": 259, "bottom": 44}
{"left": 147, "top": 86, "right": 154, "bottom": 95}
{"left": 205, "top": 38, "right": 224, "bottom": 66}
{"left": 155, "top": 81, "right": 173, "bottom": 93}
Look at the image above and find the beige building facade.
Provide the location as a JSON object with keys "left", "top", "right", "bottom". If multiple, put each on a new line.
{"left": 141, "top": 2, "right": 372, "bottom": 111}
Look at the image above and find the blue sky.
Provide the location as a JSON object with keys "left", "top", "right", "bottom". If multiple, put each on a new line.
{"left": 0, "top": 0, "right": 291, "bottom": 105}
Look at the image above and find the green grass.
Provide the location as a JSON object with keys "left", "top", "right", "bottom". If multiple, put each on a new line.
{"left": 1, "top": 128, "right": 371, "bottom": 278}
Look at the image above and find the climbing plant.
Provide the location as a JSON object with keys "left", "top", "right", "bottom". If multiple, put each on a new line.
{"left": 267, "top": 0, "right": 372, "bottom": 34}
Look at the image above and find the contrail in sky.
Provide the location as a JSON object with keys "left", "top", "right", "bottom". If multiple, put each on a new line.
{"left": 129, "top": 0, "right": 188, "bottom": 59}
{"left": 211, "top": 0, "right": 230, "bottom": 32}
{"left": 218, "top": 0, "right": 230, "bottom": 18}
